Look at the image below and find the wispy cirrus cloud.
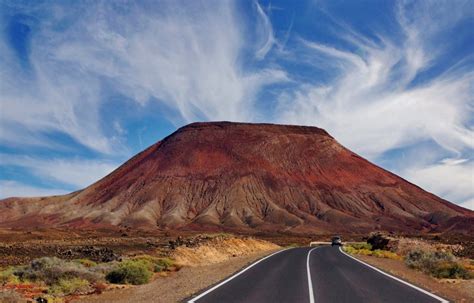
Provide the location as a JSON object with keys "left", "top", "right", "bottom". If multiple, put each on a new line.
{"left": 0, "top": 154, "right": 118, "bottom": 188}
{"left": 0, "top": 0, "right": 472, "bottom": 210}
{"left": 403, "top": 158, "right": 473, "bottom": 209}
{"left": 0, "top": 0, "right": 286, "bottom": 154}
{"left": 254, "top": 1, "right": 276, "bottom": 60}
{"left": 276, "top": 0, "right": 473, "bottom": 207}
{"left": 279, "top": 1, "right": 473, "bottom": 156}
{"left": 0, "top": 180, "right": 68, "bottom": 199}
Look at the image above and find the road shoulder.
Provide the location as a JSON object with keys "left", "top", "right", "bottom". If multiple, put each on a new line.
{"left": 353, "top": 253, "right": 474, "bottom": 302}
{"left": 72, "top": 249, "right": 279, "bottom": 303}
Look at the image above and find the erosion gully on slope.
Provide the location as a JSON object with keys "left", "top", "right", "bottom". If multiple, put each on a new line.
{"left": 2, "top": 122, "right": 472, "bottom": 234}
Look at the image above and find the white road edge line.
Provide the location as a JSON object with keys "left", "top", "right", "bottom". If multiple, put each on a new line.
{"left": 306, "top": 246, "right": 320, "bottom": 303}
{"left": 338, "top": 246, "right": 449, "bottom": 303}
{"left": 187, "top": 248, "right": 291, "bottom": 303}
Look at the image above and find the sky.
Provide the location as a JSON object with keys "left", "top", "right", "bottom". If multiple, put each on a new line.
{"left": 0, "top": 0, "right": 473, "bottom": 210}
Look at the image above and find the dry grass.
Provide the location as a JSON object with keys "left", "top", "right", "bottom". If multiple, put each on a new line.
{"left": 130, "top": 256, "right": 176, "bottom": 273}
{"left": 0, "top": 289, "right": 23, "bottom": 303}
{"left": 343, "top": 244, "right": 402, "bottom": 260}
{"left": 49, "top": 277, "right": 92, "bottom": 295}
{"left": 172, "top": 237, "right": 279, "bottom": 267}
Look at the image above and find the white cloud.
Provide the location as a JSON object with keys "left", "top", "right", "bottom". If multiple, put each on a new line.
{"left": 1, "top": 0, "right": 472, "bottom": 208}
{"left": 277, "top": 1, "right": 473, "bottom": 157}
{"left": 0, "top": 180, "right": 68, "bottom": 199}
{"left": 403, "top": 159, "right": 474, "bottom": 210}
{"left": 279, "top": 74, "right": 473, "bottom": 158}
{"left": 0, "top": 36, "right": 114, "bottom": 153}
{"left": 0, "top": 154, "right": 118, "bottom": 188}
{"left": 254, "top": 1, "right": 275, "bottom": 60}
{"left": 0, "top": 1, "right": 287, "bottom": 153}
{"left": 276, "top": 0, "right": 473, "bottom": 206}
{"left": 460, "top": 198, "right": 474, "bottom": 211}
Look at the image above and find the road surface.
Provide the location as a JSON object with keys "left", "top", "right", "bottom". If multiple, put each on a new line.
{"left": 188, "top": 246, "right": 447, "bottom": 303}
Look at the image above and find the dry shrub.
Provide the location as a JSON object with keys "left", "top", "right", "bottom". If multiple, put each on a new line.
{"left": 49, "top": 277, "right": 92, "bottom": 295}
{"left": 405, "top": 249, "right": 472, "bottom": 279}
{"left": 88, "top": 261, "right": 117, "bottom": 275}
{"left": 14, "top": 257, "right": 100, "bottom": 285}
{"left": 73, "top": 259, "right": 97, "bottom": 268}
{"left": 392, "top": 238, "right": 462, "bottom": 257}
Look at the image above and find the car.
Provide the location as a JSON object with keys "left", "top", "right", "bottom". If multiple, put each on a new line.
{"left": 331, "top": 236, "right": 342, "bottom": 246}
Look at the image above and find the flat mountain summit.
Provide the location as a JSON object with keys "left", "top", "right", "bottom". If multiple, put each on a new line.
{"left": 1, "top": 122, "right": 472, "bottom": 234}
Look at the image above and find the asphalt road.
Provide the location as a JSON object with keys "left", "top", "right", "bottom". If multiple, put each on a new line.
{"left": 188, "top": 246, "right": 447, "bottom": 303}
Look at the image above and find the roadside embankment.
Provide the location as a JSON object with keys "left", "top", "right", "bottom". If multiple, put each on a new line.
{"left": 172, "top": 236, "right": 279, "bottom": 266}
{"left": 71, "top": 235, "right": 280, "bottom": 303}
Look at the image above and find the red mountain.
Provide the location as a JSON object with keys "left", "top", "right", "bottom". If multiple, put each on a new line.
{"left": 1, "top": 122, "right": 472, "bottom": 234}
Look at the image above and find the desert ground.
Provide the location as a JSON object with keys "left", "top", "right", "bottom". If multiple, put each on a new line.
{"left": 1, "top": 228, "right": 473, "bottom": 303}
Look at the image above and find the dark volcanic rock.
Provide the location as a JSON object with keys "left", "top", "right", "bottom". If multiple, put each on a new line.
{"left": 0, "top": 122, "right": 472, "bottom": 235}
{"left": 57, "top": 246, "right": 120, "bottom": 262}
{"left": 367, "top": 233, "right": 390, "bottom": 250}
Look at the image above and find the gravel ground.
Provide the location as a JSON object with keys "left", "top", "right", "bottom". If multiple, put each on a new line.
{"left": 356, "top": 255, "right": 474, "bottom": 303}
{"left": 72, "top": 249, "right": 279, "bottom": 303}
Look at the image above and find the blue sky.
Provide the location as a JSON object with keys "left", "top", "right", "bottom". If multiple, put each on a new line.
{"left": 0, "top": 0, "right": 473, "bottom": 209}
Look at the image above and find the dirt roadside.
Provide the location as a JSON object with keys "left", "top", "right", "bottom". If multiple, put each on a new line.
{"left": 72, "top": 249, "right": 278, "bottom": 303}
{"left": 355, "top": 255, "right": 474, "bottom": 303}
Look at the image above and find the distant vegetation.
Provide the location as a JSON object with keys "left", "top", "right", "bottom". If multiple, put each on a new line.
{"left": 343, "top": 233, "right": 473, "bottom": 280}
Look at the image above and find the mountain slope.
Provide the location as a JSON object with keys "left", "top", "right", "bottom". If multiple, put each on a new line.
{"left": 0, "top": 122, "right": 472, "bottom": 234}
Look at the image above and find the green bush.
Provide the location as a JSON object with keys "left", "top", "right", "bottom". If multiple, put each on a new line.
{"left": 131, "top": 256, "right": 175, "bottom": 273}
{"left": 431, "top": 262, "right": 473, "bottom": 279}
{"left": 105, "top": 260, "right": 152, "bottom": 285}
{"left": 405, "top": 249, "right": 472, "bottom": 279}
{"left": 154, "top": 258, "right": 174, "bottom": 272}
{"left": 0, "top": 267, "right": 20, "bottom": 284}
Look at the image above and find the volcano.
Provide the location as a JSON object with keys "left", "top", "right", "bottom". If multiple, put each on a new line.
{"left": 0, "top": 122, "right": 472, "bottom": 234}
